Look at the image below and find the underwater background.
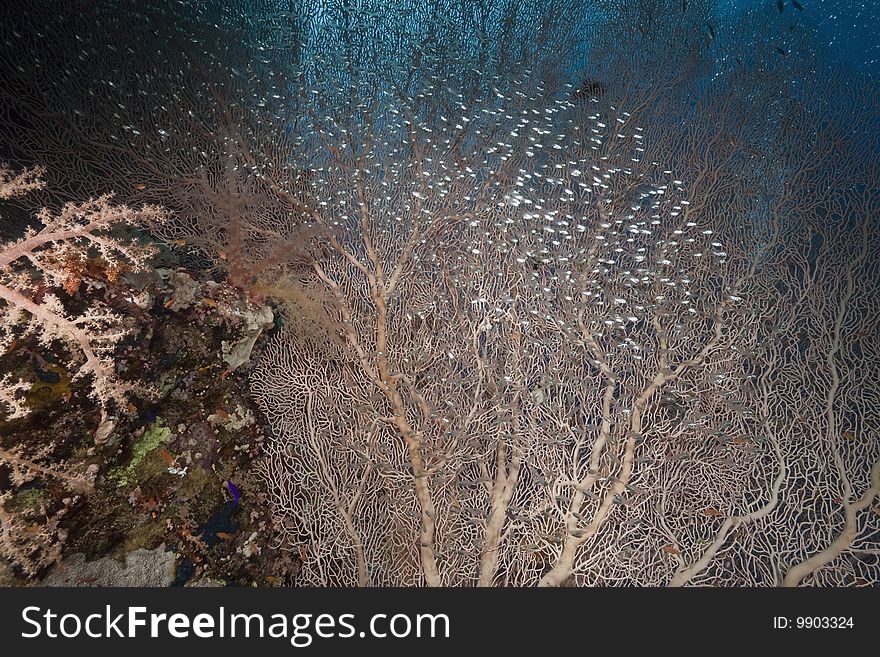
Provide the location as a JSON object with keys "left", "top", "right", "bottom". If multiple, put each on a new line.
{"left": 0, "top": 1, "right": 878, "bottom": 587}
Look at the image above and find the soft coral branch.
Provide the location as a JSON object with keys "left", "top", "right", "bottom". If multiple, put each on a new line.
{"left": 0, "top": 165, "right": 166, "bottom": 427}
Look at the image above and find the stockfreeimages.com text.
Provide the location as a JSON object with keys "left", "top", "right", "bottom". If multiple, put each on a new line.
{"left": 21, "top": 606, "right": 450, "bottom": 646}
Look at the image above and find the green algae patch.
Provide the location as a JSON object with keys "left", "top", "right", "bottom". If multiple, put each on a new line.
{"left": 108, "top": 418, "right": 172, "bottom": 488}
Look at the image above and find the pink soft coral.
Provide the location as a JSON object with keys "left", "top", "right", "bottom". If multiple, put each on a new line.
{"left": 0, "top": 165, "right": 166, "bottom": 433}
